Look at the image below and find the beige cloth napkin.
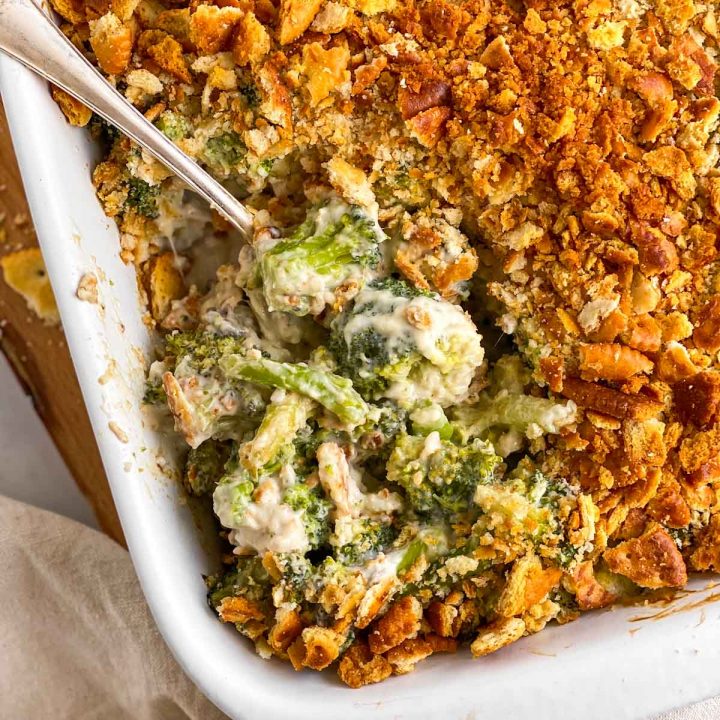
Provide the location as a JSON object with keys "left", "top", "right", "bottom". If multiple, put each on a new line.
{"left": 0, "top": 492, "right": 717, "bottom": 720}
{"left": 0, "top": 495, "right": 227, "bottom": 719}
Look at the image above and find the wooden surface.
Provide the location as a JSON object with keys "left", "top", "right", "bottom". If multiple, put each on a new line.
{"left": 0, "top": 100, "right": 125, "bottom": 545}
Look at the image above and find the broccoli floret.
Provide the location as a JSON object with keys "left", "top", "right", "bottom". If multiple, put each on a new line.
{"left": 88, "top": 113, "right": 119, "bottom": 149}
{"left": 242, "top": 392, "right": 315, "bottom": 471}
{"left": 239, "top": 82, "right": 261, "bottom": 108}
{"left": 283, "top": 482, "right": 332, "bottom": 549}
{"left": 256, "top": 199, "right": 386, "bottom": 317}
{"left": 386, "top": 433, "right": 500, "bottom": 518}
{"left": 212, "top": 459, "right": 257, "bottom": 530}
{"left": 213, "top": 461, "right": 330, "bottom": 555}
{"left": 164, "top": 331, "right": 367, "bottom": 431}
{"left": 155, "top": 110, "right": 192, "bottom": 141}
{"left": 161, "top": 332, "right": 268, "bottom": 447}
{"left": 335, "top": 518, "right": 397, "bottom": 565}
{"left": 409, "top": 402, "right": 453, "bottom": 439}
{"left": 126, "top": 177, "right": 160, "bottom": 218}
{"left": 164, "top": 331, "right": 255, "bottom": 373}
{"left": 184, "top": 439, "right": 231, "bottom": 496}
{"left": 353, "top": 401, "right": 407, "bottom": 452}
{"left": 213, "top": 402, "right": 332, "bottom": 554}
{"left": 207, "top": 555, "right": 271, "bottom": 609}
{"left": 143, "top": 379, "right": 166, "bottom": 405}
{"left": 201, "top": 131, "right": 245, "bottom": 175}
{"left": 330, "top": 277, "right": 485, "bottom": 406}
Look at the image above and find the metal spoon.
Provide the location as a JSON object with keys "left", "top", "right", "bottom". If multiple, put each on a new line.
{"left": 0, "top": 0, "right": 254, "bottom": 235}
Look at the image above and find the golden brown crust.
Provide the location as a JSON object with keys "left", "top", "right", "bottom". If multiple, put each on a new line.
{"left": 268, "top": 608, "right": 304, "bottom": 654}
{"left": 690, "top": 515, "right": 720, "bottom": 572}
{"left": 50, "top": 86, "right": 93, "bottom": 127}
{"left": 673, "top": 372, "right": 720, "bottom": 428}
{"left": 337, "top": 640, "right": 393, "bottom": 688}
{"left": 143, "top": 252, "right": 185, "bottom": 323}
{"left": 288, "top": 626, "right": 344, "bottom": 671}
{"left": 603, "top": 524, "right": 688, "bottom": 589}
{"left": 368, "top": 595, "right": 422, "bottom": 655}
{"left": 217, "top": 596, "right": 266, "bottom": 624}
{"left": 572, "top": 561, "right": 618, "bottom": 610}
{"left": 579, "top": 344, "right": 653, "bottom": 383}
{"left": 496, "top": 553, "right": 562, "bottom": 618}
{"left": 560, "top": 378, "right": 663, "bottom": 422}
{"left": 189, "top": 5, "right": 244, "bottom": 54}
{"left": 470, "top": 618, "right": 526, "bottom": 658}
{"left": 232, "top": 11, "right": 271, "bottom": 66}
{"left": 278, "top": 0, "right": 324, "bottom": 45}
{"left": 89, "top": 12, "right": 134, "bottom": 76}
{"left": 385, "top": 638, "right": 433, "bottom": 675}
{"left": 139, "top": 30, "right": 191, "bottom": 83}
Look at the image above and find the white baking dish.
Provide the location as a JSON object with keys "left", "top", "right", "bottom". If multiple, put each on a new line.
{"left": 2, "top": 52, "right": 720, "bottom": 720}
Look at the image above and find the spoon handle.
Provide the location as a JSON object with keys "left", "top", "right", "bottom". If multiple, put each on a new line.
{"left": 0, "top": 0, "right": 254, "bottom": 235}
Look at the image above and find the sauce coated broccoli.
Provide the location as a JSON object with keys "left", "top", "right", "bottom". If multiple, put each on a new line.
{"left": 256, "top": 199, "right": 386, "bottom": 317}
{"left": 126, "top": 177, "right": 160, "bottom": 218}
{"left": 329, "top": 277, "right": 485, "bottom": 407}
{"left": 386, "top": 432, "right": 500, "bottom": 518}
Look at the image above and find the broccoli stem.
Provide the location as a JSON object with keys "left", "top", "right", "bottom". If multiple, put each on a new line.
{"left": 264, "top": 213, "right": 373, "bottom": 278}
{"left": 453, "top": 392, "right": 570, "bottom": 439}
{"left": 242, "top": 393, "right": 314, "bottom": 470}
{"left": 218, "top": 355, "right": 368, "bottom": 427}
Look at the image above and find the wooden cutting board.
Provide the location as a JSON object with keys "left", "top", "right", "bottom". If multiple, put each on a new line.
{"left": 0, "top": 100, "right": 125, "bottom": 545}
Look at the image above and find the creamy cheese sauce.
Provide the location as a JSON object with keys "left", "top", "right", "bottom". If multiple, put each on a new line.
{"left": 214, "top": 475, "right": 310, "bottom": 555}
{"left": 342, "top": 285, "right": 484, "bottom": 406}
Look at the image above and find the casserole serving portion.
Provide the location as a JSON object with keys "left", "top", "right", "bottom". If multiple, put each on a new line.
{"left": 2, "top": 0, "right": 720, "bottom": 715}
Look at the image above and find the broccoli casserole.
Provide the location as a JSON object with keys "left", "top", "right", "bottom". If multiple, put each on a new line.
{"left": 49, "top": 0, "right": 720, "bottom": 687}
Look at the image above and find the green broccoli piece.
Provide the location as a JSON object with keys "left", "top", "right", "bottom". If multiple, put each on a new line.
{"left": 239, "top": 82, "right": 261, "bottom": 108}
{"left": 386, "top": 434, "right": 500, "bottom": 518}
{"left": 257, "top": 199, "right": 385, "bottom": 317}
{"left": 207, "top": 555, "right": 271, "bottom": 609}
{"left": 283, "top": 482, "right": 332, "bottom": 549}
{"left": 201, "top": 131, "right": 245, "bottom": 175}
{"left": 450, "top": 354, "right": 576, "bottom": 455}
{"left": 409, "top": 402, "right": 453, "bottom": 439}
{"left": 330, "top": 277, "right": 485, "bottom": 406}
{"left": 335, "top": 518, "right": 397, "bottom": 565}
{"left": 155, "top": 110, "right": 192, "bottom": 141}
{"left": 212, "top": 457, "right": 257, "bottom": 530}
{"left": 214, "top": 458, "right": 331, "bottom": 554}
{"left": 242, "top": 392, "right": 315, "bottom": 471}
{"left": 143, "top": 379, "right": 166, "bottom": 405}
{"left": 218, "top": 353, "right": 368, "bottom": 427}
{"left": 126, "top": 177, "right": 160, "bottom": 218}
{"left": 452, "top": 393, "right": 575, "bottom": 443}
{"left": 88, "top": 114, "right": 119, "bottom": 149}
{"left": 164, "top": 331, "right": 253, "bottom": 373}
{"left": 162, "top": 332, "right": 268, "bottom": 447}
{"left": 184, "top": 439, "right": 231, "bottom": 496}
{"left": 387, "top": 435, "right": 493, "bottom": 517}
